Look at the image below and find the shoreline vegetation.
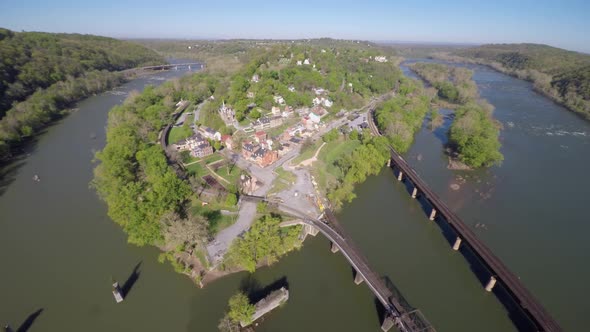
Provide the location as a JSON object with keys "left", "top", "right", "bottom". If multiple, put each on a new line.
{"left": 409, "top": 62, "right": 503, "bottom": 168}
{"left": 0, "top": 28, "right": 164, "bottom": 161}
{"left": 432, "top": 43, "right": 590, "bottom": 121}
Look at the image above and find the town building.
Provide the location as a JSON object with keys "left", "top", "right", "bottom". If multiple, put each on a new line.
{"left": 374, "top": 56, "right": 388, "bottom": 63}
{"left": 242, "top": 140, "right": 258, "bottom": 159}
{"left": 219, "top": 101, "right": 235, "bottom": 125}
{"left": 254, "top": 131, "right": 267, "bottom": 143}
{"left": 251, "top": 74, "right": 260, "bottom": 83}
{"left": 191, "top": 142, "right": 213, "bottom": 158}
{"left": 199, "top": 126, "right": 222, "bottom": 141}
{"left": 221, "top": 135, "right": 234, "bottom": 150}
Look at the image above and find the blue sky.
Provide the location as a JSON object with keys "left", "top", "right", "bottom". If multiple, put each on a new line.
{"left": 1, "top": 0, "right": 589, "bottom": 52}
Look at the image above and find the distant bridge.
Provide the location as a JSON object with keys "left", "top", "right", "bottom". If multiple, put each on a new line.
{"left": 139, "top": 62, "right": 203, "bottom": 71}
{"left": 367, "top": 107, "right": 562, "bottom": 332}
{"left": 123, "top": 62, "right": 204, "bottom": 74}
{"left": 242, "top": 195, "right": 434, "bottom": 332}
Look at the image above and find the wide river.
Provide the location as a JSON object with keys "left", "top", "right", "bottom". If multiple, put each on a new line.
{"left": 1, "top": 59, "right": 587, "bottom": 331}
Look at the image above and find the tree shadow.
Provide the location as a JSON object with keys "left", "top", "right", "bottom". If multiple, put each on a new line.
{"left": 16, "top": 308, "right": 43, "bottom": 332}
{"left": 239, "top": 275, "right": 289, "bottom": 303}
{"left": 121, "top": 262, "right": 142, "bottom": 298}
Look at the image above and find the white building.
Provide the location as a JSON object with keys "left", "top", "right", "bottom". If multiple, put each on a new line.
{"left": 374, "top": 56, "right": 388, "bottom": 63}
{"left": 273, "top": 95, "right": 285, "bottom": 105}
{"left": 313, "top": 97, "right": 333, "bottom": 108}
{"left": 303, "top": 58, "right": 310, "bottom": 65}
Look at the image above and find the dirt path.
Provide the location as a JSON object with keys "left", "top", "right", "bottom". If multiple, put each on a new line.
{"left": 299, "top": 142, "right": 326, "bottom": 167}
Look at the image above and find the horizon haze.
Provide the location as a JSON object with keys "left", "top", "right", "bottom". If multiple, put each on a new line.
{"left": 1, "top": 0, "right": 589, "bottom": 53}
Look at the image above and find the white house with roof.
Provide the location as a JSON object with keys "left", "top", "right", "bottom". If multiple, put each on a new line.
{"left": 374, "top": 56, "right": 388, "bottom": 63}
{"left": 303, "top": 58, "right": 310, "bottom": 65}
{"left": 313, "top": 97, "right": 333, "bottom": 108}
{"left": 273, "top": 95, "right": 285, "bottom": 105}
{"left": 199, "top": 126, "right": 222, "bottom": 141}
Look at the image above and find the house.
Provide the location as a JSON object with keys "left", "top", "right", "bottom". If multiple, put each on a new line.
{"left": 296, "top": 60, "right": 302, "bottom": 66}
{"left": 174, "top": 134, "right": 207, "bottom": 151}
{"left": 199, "top": 126, "right": 222, "bottom": 141}
{"left": 221, "top": 135, "right": 233, "bottom": 150}
{"left": 308, "top": 112, "right": 321, "bottom": 124}
{"left": 288, "top": 85, "right": 295, "bottom": 92}
{"left": 254, "top": 131, "right": 267, "bottom": 143}
{"left": 242, "top": 140, "right": 257, "bottom": 159}
{"left": 374, "top": 56, "right": 388, "bottom": 63}
{"left": 253, "top": 148, "right": 279, "bottom": 167}
{"left": 313, "top": 87, "right": 326, "bottom": 95}
{"left": 302, "top": 116, "right": 315, "bottom": 130}
{"left": 313, "top": 97, "right": 333, "bottom": 108}
{"left": 289, "top": 137, "right": 302, "bottom": 145}
{"left": 282, "top": 106, "right": 294, "bottom": 118}
{"left": 191, "top": 142, "right": 213, "bottom": 158}
{"left": 303, "top": 58, "right": 310, "bottom": 65}
{"left": 251, "top": 74, "right": 260, "bottom": 83}
{"left": 273, "top": 95, "right": 285, "bottom": 105}
{"left": 271, "top": 106, "right": 281, "bottom": 116}
{"left": 311, "top": 106, "right": 327, "bottom": 117}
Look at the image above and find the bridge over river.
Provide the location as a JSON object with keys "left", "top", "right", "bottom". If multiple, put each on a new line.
{"left": 242, "top": 195, "right": 434, "bottom": 332}
{"left": 367, "top": 106, "right": 562, "bottom": 332}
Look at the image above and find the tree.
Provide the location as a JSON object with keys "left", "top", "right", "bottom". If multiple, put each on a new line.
{"left": 322, "top": 128, "right": 339, "bottom": 142}
{"left": 249, "top": 109, "right": 261, "bottom": 120}
{"left": 227, "top": 292, "right": 255, "bottom": 325}
{"left": 160, "top": 211, "right": 208, "bottom": 249}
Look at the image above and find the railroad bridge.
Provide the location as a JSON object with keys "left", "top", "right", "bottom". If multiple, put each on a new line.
{"left": 367, "top": 107, "right": 561, "bottom": 331}
{"left": 242, "top": 195, "right": 434, "bottom": 332}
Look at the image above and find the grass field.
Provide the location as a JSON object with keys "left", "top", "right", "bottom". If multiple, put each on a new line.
{"left": 191, "top": 197, "right": 239, "bottom": 236}
{"left": 312, "top": 138, "right": 360, "bottom": 193}
{"left": 268, "top": 166, "right": 297, "bottom": 195}
{"left": 292, "top": 140, "right": 322, "bottom": 164}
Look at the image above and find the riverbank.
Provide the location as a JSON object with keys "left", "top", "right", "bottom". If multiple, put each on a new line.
{"left": 406, "top": 62, "right": 503, "bottom": 168}
{"left": 432, "top": 52, "right": 590, "bottom": 121}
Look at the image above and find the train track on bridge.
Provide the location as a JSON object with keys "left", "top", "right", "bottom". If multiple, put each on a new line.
{"left": 367, "top": 104, "right": 562, "bottom": 331}
{"left": 242, "top": 195, "right": 434, "bottom": 332}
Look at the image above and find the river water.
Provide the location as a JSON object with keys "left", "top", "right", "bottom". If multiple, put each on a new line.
{"left": 1, "top": 59, "right": 587, "bottom": 331}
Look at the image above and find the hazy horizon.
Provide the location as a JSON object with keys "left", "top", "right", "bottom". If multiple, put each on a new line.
{"left": 1, "top": 0, "right": 589, "bottom": 53}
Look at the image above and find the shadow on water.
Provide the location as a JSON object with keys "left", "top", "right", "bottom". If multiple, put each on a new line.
{"left": 15, "top": 308, "right": 44, "bottom": 332}
{"left": 122, "top": 262, "right": 142, "bottom": 298}
{"left": 239, "top": 275, "right": 289, "bottom": 303}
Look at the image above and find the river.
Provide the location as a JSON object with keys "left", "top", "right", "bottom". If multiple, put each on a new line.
{"left": 1, "top": 58, "right": 586, "bottom": 331}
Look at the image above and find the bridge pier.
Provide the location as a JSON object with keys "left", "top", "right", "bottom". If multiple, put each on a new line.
{"left": 452, "top": 237, "right": 462, "bottom": 251}
{"left": 397, "top": 170, "right": 403, "bottom": 181}
{"left": 330, "top": 242, "right": 340, "bottom": 253}
{"left": 387, "top": 159, "right": 391, "bottom": 167}
{"left": 380, "top": 315, "right": 395, "bottom": 332}
{"left": 304, "top": 224, "right": 319, "bottom": 237}
{"left": 429, "top": 208, "right": 437, "bottom": 220}
{"left": 485, "top": 276, "right": 497, "bottom": 292}
{"left": 411, "top": 186, "right": 418, "bottom": 199}
{"left": 354, "top": 271, "right": 364, "bottom": 285}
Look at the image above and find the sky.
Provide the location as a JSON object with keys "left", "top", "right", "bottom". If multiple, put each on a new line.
{"left": 1, "top": 0, "right": 589, "bottom": 53}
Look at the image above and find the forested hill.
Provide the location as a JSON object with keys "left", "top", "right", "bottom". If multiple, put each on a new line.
{"left": 441, "top": 43, "right": 590, "bottom": 119}
{"left": 0, "top": 28, "right": 163, "bottom": 116}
